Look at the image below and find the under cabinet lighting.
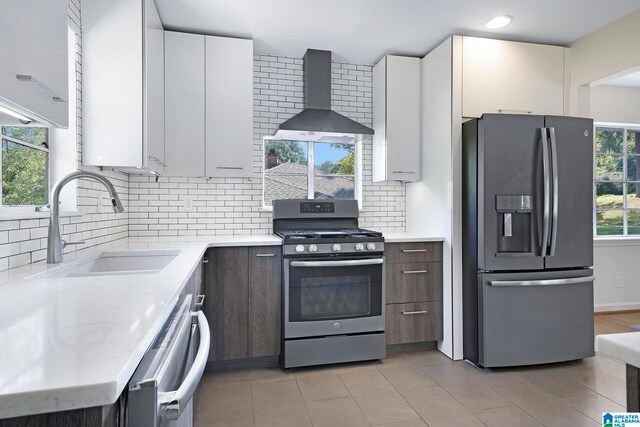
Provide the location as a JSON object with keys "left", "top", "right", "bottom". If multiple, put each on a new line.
{"left": 486, "top": 15, "right": 513, "bottom": 29}
{"left": 0, "top": 104, "right": 32, "bottom": 124}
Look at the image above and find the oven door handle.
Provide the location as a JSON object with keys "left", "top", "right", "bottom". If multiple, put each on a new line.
{"left": 290, "top": 258, "right": 384, "bottom": 268}
{"left": 159, "top": 311, "right": 210, "bottom": 421}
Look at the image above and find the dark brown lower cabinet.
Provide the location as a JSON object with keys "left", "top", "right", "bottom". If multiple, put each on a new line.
{"left": 386, "top": 301, "right": 443, "bottom": 345}
{"left": 385, "top": 242, "right": 444, "bottom": 345}
{"left": 204, "top": 246, "right": 282, "bottom": 362}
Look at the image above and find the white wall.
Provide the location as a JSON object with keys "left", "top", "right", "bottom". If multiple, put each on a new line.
{"left": 594, "top": 240, "right": 640, "bottom": 311}
{"left": 570, "top": 10, "right": 640, "bottom": 115}
{"left": 589, "top": 85, "right": 640, "bottom": 124}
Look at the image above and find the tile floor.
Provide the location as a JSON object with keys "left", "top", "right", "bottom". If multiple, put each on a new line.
{"left": 194, "top": 348, "right": 627, "bottom": 427}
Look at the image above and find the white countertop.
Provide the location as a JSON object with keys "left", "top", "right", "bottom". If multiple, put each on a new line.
{"left": 597, "top": 333, "right": 640, "bottom": 368}
{"left": 0, "top": 235, "right": 281, "bottom": 419}
{"left": 382, "top": 232, "right": 445, "bottom": 243}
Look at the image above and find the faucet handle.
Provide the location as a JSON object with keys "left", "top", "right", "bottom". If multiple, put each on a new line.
{"left": 61, "top": 240, "right": 86, "bottom": 249}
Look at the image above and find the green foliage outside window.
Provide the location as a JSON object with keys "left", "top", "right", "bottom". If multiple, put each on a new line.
{"left": 0, "top": 127, "right": 49, "bottom": 206}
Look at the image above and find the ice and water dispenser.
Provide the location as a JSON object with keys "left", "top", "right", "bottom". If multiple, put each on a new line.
{"left": 496, "top": 195, "right": 533, "bottom": 254}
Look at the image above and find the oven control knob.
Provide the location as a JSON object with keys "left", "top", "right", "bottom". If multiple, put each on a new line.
{"left": 366, "top": 243, "right": 376, "bottom": 251}
{"left": 355, "top": 243, "right": 365, "bottom": 251}
{"left": 331, "top": 244, "right": 341, "bottom": 252}
{"left": 295, "top": 244, "right": 305, "bottom": 253}
{"left": 308, "top": 244, "right": 318, "bottom": 253}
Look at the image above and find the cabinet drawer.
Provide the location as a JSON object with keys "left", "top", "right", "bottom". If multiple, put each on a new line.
{"left": 385, "top": 242, "right": 443, "bottom": 264}
{"left": 386, "top": 262, "right": 443, "bottom": 303}
{"left": 386, "top": 301, "right": 442, "bottom": 345}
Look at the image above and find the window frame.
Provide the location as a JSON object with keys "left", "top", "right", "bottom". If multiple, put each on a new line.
{"left": 0, "top": 127, "right": 50, "bottom": 211}
{"left": 594, "top": 122, "right": 640, "bottom": 238}
{"left": 262, "top": 137, "right": 362, "bottom": 209}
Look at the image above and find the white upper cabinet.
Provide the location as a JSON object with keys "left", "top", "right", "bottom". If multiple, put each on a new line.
{"left": 82, "top": 0, "right": 164, "bottom": 173}
{"left": 205, "top": 36, "right": 254, "bottom": 178}
{"left": 373, "top": 55, "right": 421, "bottom": 182}
{"left": 462, "top": 37, "right": 566, "bottom": 118}
{"left": 0, "top": 0, "right": 68, "bottom": 127}
{"left": 164, "top": 31, "right": 205, "bottom": 177}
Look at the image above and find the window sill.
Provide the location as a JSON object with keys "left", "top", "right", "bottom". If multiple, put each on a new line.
{"left": 593, "top": 236, "right": 640, "bottom": 247}
{"left": 0, "top": 211, "right": 82, "bottom": 221}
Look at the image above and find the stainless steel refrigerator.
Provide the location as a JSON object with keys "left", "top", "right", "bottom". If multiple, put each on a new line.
{"left": 462, "top": 114, "right": 595, "bottom": 368}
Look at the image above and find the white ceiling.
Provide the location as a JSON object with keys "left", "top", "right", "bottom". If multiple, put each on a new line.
{"left": 154, "top": 0, "right": 640, "bottom": 65}
{"left": 601, "top": 70, "right": 640, "bottom": 88}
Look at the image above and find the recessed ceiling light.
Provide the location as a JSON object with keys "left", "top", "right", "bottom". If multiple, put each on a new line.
{"left": 486, "top": 15, "right": 513, "bottom": 29}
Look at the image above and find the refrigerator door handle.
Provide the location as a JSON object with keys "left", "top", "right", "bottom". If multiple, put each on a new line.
{"left": 541, "top": 127, "right": 550, "bottom": 256}
{"left": 549, "top": 127, "right": 559, "bottom": 256}
{"left": 489, "top": 276, "right": 594, "bottom": 287}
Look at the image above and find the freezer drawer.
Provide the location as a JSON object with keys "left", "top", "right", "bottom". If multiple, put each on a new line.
{"left": 478, "top": 270, "right": 594, "bottom": 367}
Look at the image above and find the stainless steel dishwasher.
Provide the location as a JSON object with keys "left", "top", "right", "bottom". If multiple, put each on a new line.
{"left": 126, "top": 294, "right": 210, "bottom": 426}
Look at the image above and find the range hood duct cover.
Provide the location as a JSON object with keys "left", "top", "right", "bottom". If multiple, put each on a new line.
{"left": 273, "top": 49, "right": 374, "bottom": 142}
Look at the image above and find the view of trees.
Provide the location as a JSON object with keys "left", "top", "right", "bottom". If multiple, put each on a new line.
{"left": 595, "top": 128, "right": 640, "bottom": 235}
{"left": 1, "top": 127, "right": 48, "bottom": 206}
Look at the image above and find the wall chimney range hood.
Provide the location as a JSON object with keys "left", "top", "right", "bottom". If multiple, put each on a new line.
{"left": 273, "top": 49, "right": 374, "bottom": 143}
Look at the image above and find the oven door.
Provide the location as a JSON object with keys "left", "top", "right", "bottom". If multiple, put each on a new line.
{"left": 284, "top": 256, "right": 385, "bottom": 338}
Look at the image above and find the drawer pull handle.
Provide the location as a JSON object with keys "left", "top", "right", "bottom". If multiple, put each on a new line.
{"left": 255, "top": 253, "right": 275, "bottom": 257}
{"left": 402, "top": 310, "right": 428, "bottom": 315}
{"left": 402, "top": 249, "right": 427, "bottom": 253}
{"left": 216, "top": 166, "right": 243, "bottom": 170}
{"left": 402, "top": 270, "right": 427, "bottom": 274}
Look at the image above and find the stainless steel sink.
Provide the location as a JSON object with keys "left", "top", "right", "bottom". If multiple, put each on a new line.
{"left": 63, "top": 250, "right": 180, "bottom": 277}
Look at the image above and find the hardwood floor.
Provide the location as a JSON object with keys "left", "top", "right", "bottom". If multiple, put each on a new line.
{"left": 595, "top": 310, "right": 640, "bottom": 335}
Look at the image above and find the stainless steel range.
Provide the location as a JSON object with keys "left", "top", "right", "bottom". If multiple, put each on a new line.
{"left": 273, "top": 199, "right": 386, "bottom": 369}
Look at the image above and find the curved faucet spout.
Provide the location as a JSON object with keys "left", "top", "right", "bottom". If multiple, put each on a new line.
{"left": 47, "top": 171, "right": 125, "bottom": 263}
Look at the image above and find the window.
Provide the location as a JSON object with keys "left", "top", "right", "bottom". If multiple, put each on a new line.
{"left": 263, "top": 139, "right": 359, "bottom": 207}
{"left": 595, "top": 125, "right": 640, "bottom": 236}
{"left": 0, "top": 126, "right": 49, "bottom": 207}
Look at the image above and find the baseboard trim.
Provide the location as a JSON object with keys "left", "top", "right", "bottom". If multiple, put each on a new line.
{"left": 595, "top": 303, "right": 640, "bottom": 313}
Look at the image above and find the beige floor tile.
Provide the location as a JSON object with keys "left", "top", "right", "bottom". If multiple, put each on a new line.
{"left": 306, "top": 397, "right": 370, "bottom": 427}
{"left": 378, "top": 363, "right": 439, "bottom": 392}
{"left": 401, "top": 386, "right": 486, "bottom": 427}
{"left": 561, "top": 393, "right": 626, "bottom": 422}
{"left": 517, "top": 368, "right": 597, "bottom": 398}
{"left": 372, "top": 420, "right": 429, "bottom": 427}
{"left": 296, "top": 372, "right": 350, "bottom": 402}
{"left": 483, "top": 376, "right": 599, "bottom": 427}
{"left": 205, "top": 367, "right": 292, "bottom": 383}
{"left": 419, "top": 360, "right": 489, "bottom": 384}
{"left": 438, "top": 380, "right": 511, "bottom": 411}
{"left": 473, "top": 405, "right": 543, "bottom": 427}
{"left": 197, "top": 380, "right": 255, "bottom": 427}
{"left": 402, "top": 349, "right": 454, "bottom": 367}
{"left": 340, "top": 369, "right": 421, "bottom": 425}
{"left": 551, "top": 361, "right": 626, "bottom": 405}
{"left": 251, "top": 378, "right": 312, "bottom": 427}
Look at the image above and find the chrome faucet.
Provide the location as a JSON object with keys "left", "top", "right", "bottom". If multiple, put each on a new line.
{"left": 47, "top": 171, "right": 125, "bottom": 263}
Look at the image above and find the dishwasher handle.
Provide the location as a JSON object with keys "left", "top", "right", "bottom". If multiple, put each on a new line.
{"left": 160, "top": 311, "right": 210, "bottom": 421}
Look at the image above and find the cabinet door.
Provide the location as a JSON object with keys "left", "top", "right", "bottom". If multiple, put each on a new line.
{"left": 82, "top": 0, "right": 143, "bottom": 167}
{"left": 385, "top": 56, "right": 421, "bottom": 181}
{"left": 386, "top": 262, "right": 443, "bottom": 303}
{"left": 205, "top": 36, "right": 254, "bottom": 178}
{"left": 204, "top": 247, "right": 249, "bottom": 361}
{"left": 0, "top": 0, "right": 68, "bottom": 127}
{"left": 164, "top": 31, "right": 205, "bottom": 176}
{"left": 144, "top": 0, "right": 164, "bottom": 171}
{"left": 248, "top": 246, "right": 282, "bottom": 357}
{"left": 462, "top": 37, "right": 565, "bottom": 118}
{"left": 386, "top": 301, "right": 443, "bottom": 345}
